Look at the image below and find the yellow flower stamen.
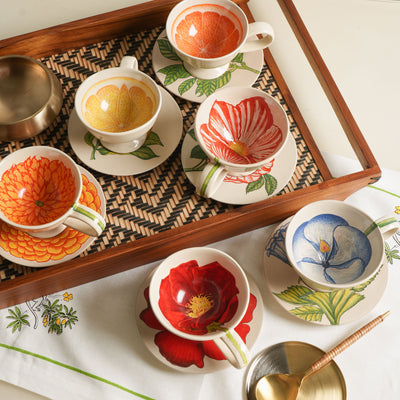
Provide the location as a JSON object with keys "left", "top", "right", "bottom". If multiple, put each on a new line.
{"left": 320, "top": 239, "right": 331, "bottom": 253}
{"left": 185, "top": 293, "right": 214, "bottom": 318}
{"left": 229, "top": 141, "right": 249, "bottom": 157}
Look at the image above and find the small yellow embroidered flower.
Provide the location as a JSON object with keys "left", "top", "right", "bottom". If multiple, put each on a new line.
{"left": 56, "top": 318, "right": 61, "bottom": 325}
{"left": 43, "top": 316, "right": 48, "bottom": 327}
{"left": 395, "top": 206, "right": 400, "bottom": 215}
{"left": 63, "top": 292, "right": 73, "bottom": 302}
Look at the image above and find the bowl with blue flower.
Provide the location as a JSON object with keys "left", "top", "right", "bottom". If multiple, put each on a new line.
{"left": 285, "top": 200, "right": 399, "bottom": 291}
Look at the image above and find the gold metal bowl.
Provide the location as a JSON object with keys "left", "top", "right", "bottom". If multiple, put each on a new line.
{"left": 0, "top": 55, "right": 63, "bottom": 140}
{"left": 245, "top": 341, "right": 346, "bottom": 400}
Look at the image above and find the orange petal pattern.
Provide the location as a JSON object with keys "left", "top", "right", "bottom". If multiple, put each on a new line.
{"left": 0, "top": 156, "right": 76, "bottom": 226}
{"left": 174, "top": 5, "right": 243, "bottom": 58}
{"left": 0, "top": 174, "right": 101, "bottom": 262}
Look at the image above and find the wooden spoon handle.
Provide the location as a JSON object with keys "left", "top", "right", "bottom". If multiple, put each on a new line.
{"left": 310, "top": 311, "right": 390, "bottom": 373}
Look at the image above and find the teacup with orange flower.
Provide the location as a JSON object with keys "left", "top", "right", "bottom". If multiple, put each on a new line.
{"left": 149, "top": 246, "right": 251, "bottom": 369}
{"left": 166, "top": 0, "right": 274, "bottom": 79}
{"left": 74, "top": 56, "right": 162, "bottom": 153}
{"left": 194, "top": 86, "right": 289, "bottom": 198}
{"left": 0, "top": 146, "right": 106, "bottom": 238}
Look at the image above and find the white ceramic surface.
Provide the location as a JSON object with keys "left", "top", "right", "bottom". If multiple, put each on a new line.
{"left": 182, "top": 125, "right": 297, "bottom": 204}
{"left": 69, "top": 87, "right": 183, "bottom": 176}
{"left": 193, "top": 86, "right": 289, "bottom": 198}
{"left": 148, "top": 247, "right": 250, "bottom": 369}
{"left": 152, "top": 30, "right": 264, "bottom": 103}
{"left": 165, "top": 0, "right": 274, "bottom": 79}
{"left": 0, "top": 147, "right": 105, "bottom": 238}
{"left": 74, "top": 56, "right": 162, "bottom": 153}
{"left": 135, "top": 268, "right": 263, "bottom": 373}
{"left": 0, "top": 165, "right": 106, "bottom": 268}
{"left": 264, "top": 218, "right": 388, "bottom": 326}
{"left": 285, "top": 200, "right": 399, "bottom": 291}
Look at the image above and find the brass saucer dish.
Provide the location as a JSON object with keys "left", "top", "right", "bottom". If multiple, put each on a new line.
{"left": 0, "top": 55, "right": 63, "bottom": 140}
{"left": 245, "top": 341, "right": 346, "bottom": 400}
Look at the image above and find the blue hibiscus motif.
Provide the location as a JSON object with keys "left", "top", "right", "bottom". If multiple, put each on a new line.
{"left": 292, "top": 214, "right": 372, "bottom": 285}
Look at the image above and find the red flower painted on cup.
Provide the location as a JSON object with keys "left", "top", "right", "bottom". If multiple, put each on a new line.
{"left": 200, "top": 96, "right": 283, "bottom": 165}
{"left": 224, "top": 160, "right": 275, "bottom": 184}
{"left": 158, "top": 260, "right": 239, "bottom": 335}
{"left": 140, "top": 286, "right": 257, "bottom": 368}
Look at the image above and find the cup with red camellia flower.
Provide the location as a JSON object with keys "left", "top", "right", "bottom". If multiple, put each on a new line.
{"left": 194, "top": 86, "right": 289, "bottom": 198}
{"left": 0, "top": 146, "right": 106, "bottom": 238}
{"left": 166, "top": 0, "right": 274, "bottom": 79}
{"left": 149, "top": 246, "right": 251, "bottom": 369}
{"left": 74, "top": 56, "right": 162, "bottom": 154}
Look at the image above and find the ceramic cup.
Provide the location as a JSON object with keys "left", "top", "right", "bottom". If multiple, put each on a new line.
{"left": 285, "top": 199, "right": 400, "bottom": 291}
{"left": 166, "top": 0, "right": 274, "bottom": 79}
{"left": 149, "top": 247, "right": 251, "bottom": 369}
{"left": 74, "top": 56, "right": 162, "bottom": 153}
{"left": 0, "top": 146, "right": 106, "bottom": 238}
{"left": 194, "top": 86, "right": 289, "bottom": 198}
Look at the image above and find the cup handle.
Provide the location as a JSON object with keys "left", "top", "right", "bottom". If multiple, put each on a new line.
{"left": 375, "top": 216, "right": 400, "bottom": 241}
{"left": 64, "top": 203, "right": 106, "bottom": 237}
{"left": 120, "top": 56, "right": 138, "bottom": 70}
{"left": 240, "top": 22, "right": 275, "bottom": 53}
{"left": 213, "top": 328, "right": 250, "bottom": 369}
{"left": 198, "top": 161, "right": 227, "bottom": 198}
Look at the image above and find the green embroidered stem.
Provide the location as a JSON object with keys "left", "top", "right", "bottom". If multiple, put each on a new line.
{"left": 0, "top": 343, "right": 155, "bottom": 400}
{"left": 368, "top": 185, "right": 400, "bottom": 199}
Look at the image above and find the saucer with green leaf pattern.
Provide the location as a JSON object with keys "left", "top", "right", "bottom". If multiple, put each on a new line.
{"left": 152, "top": 30, "right": 264, "bottom": 103}
{"left": 263, "top": 218, "right": 388, "bottom": 325}
{"left": 68, "top": 87, "right": 182, "bottom": 176}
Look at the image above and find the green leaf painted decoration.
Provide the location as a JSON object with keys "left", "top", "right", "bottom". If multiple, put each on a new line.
{"left": 275, "top": 285, "right": 314, "bottom": 305}
{"left": 274, "top": 282, "right": 370, "bottom": 325}
{"left": 157, "top": 38, "right": 181, "bottom": 61}
{"left": 159, "top": 64, "right": 191, "bottom": 85}
{"left": 130, "top": 145, "right": 158, "bottom": 160}
{"left": 156, "top": 34, "right": 260, "bottom": 98}
{"left": 291, "top": 306, "right": 323, "bottom": 322}
{"left": 246, "top": 177, "right": 264, "bottom": 194}
{"left": 264, "top": 174, "right": 278, "bottom": 195}
{"left": 84, "top": 131, "right": 162, "bottom": 160}
{"left": 178, "top": 77, "right": 197, "bottom": 95}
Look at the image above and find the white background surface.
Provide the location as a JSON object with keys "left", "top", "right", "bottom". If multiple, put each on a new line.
{"left": 0, "top": 0, "right": 399, "bottom": 398}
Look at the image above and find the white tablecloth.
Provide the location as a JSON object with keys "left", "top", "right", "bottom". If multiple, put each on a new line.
{"left": 0, "top": 153, "right": 399, "bottom": 399}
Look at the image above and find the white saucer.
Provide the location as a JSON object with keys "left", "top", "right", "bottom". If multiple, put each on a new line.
{"left": 0, "top": 166, "right": 106, "bottom": 268}
{"left": 68, "top": 87, "right": 183, "bottom": 176}
{"left": 152, "top": 30, "right": 264, "bottom": 103}
{"left": 181, "top": 126, "right": 297, "bottom": 204}
{"left": 263, "top": 218, "right": 388, "bottom": 326}
{"left": 135, "top": 271, "right": 263, "bottom": 373}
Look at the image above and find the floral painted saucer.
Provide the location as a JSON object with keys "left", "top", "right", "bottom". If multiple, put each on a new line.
{"left": 135, "top": 271, "right": 263, "bottom": 373}
{"left": 152, "top": 30, "right": 264, "bottom": 103}
{"left": 263, "top": 218, "right": 388, "bottom": 326}
{"left": 68, "top": 87, "right": 183, "bottom": 176}
{"left": 0, "top": 166, "right": 106, "bottom": 268}
{"left": 181, "top": 126, "right": 297, "bottom": 205}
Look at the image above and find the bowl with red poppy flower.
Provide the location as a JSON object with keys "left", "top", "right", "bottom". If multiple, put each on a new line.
{"left": 74, "top": 56, "right": 162, "bottom": 154}
{"left": 194, "top": 86, "right": 289, "bottom": 198}
{"left": 148, "top": 246, "right": 251, "bottom": 368}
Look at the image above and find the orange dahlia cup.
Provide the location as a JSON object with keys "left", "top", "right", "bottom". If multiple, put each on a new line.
{"left": 0, "top": 146, "right": 106, "bottom": 238}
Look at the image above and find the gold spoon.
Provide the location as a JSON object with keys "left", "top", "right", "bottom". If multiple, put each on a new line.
{"left": 254, "top": 311, "right": 390, "bottom": 400}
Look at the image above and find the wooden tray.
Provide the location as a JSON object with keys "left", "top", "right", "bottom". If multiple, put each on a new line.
{"left": 0, "top": 0, "right": 380, "bottom": 309}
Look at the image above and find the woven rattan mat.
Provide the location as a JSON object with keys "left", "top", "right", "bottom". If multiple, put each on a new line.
{"left": 0, "top": 25, "right": 323, "bottom": 281}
